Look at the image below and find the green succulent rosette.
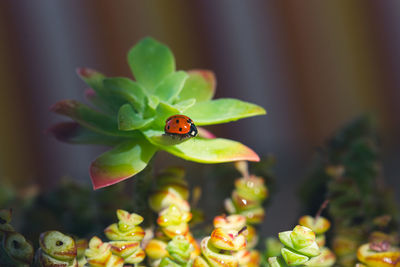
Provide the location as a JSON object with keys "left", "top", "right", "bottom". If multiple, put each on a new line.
{"left": 298, "top": 215, "right": 336, "bottom": 267}
{"left": 104, "top": 209, "right": 146, "bottom": 264}
{"left": 49, "top": 37, "right": 266, "bottom": 189}
{"left": 159, "top": 235, "right": 194, "bottom": 267}
{"left": 35, "top": 231, "right": 77, "bottom": 267}
{"left": 267, "top": 225, "right": 321, "bottom": 267}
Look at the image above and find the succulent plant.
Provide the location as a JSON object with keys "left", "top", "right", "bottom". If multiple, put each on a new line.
{"left": 104, "top": 209, "right": 146, "bottom": 265}
{"left": 0, "top": 209, "right": 34, "bottom": 266}
{"left": 298, "top": 214, "right": 336, "bottom": 267}
{"left": 85, "top": 236, "right": 124, "bottom": 267}
{"left": 193, "top": 214, "right": 248, "bottom": 267}
{"left": 223, "top": 161, "right": 269, "bottom": 266}
{"left": 299, "top": 117, "right": 399, "bottom": 267}
{"left": 225, "top": 161, "right": 268, "bottom": 225}
{"left": 35, "top": 231, "right": 77, "bottom": 267}
{"left": 267, "top": 225, "right": 321, "bottom": 267}
{"left": 145, "top": 167, "right": 200, "bottom": 266}
{"left": 159, "top": 235, "right": 194, "bottom": 267}
{"left": 49, "top": 37, "right": 266, "bottom": 189}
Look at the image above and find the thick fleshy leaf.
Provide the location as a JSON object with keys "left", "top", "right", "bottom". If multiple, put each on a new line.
{"left": 143, "top": 130, "right": 259, "bottom": 163}
{"left": 128, "top": 37, "right": 175, "bottom": 90}
{"left": 173, "top": 98, "right": 196, "bottom": 113}
{"left": 151, "top": 102, "right": 181, "bottom": 129}
{"left": 154, "top": 71, "right": 188, "bottom": 102}
{"left": 118, "top": 104, "right": 154, "bottom": 130}
{"left": 77, "top": 68, "right": 126, "bottom": 113}
{"left": 48, "top": 122, "right": 123, "bottom": 145}
{"left": 50, "top": 100, "right": 132, "bottom": 137}
{"left": 84, "top": 89, "right": 114, "bottom": 114}
{"left": 185, "top": 98, "right": 266, "bottom": 126}
{"left": 90, "top": 138, "right": 157, "bottom": 189}
{"left": 178, "top": 70, "right": 216, "bottom": 102}
{"left": 103, "top": 77, "right": 146, "bottom": 112}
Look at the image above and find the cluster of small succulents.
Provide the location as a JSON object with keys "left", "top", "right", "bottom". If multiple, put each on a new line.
{"left": 145, "top": 167, "right": 200, "bottom": 266}
{"left": 0, "top": 209, "right": 34, "bottom": 266}
{"left": 193, "top": 214, "right": 248, "bottom": 267}
{"left": 267, "top": 225, "right": 321, "bottom": 267}
{"left": 224, "top": 161, "right": 269, "bottom": 265}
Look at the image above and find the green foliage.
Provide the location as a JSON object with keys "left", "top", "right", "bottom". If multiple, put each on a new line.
{"left": 49, "top": 37, "right": 266, "bottom": 189}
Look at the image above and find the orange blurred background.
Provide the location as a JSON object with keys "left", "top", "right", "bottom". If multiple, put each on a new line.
{"left": 0, "top": 1, "right": 399, "bottom": 234}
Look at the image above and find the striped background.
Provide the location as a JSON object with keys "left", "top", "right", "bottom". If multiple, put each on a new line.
{"left": 1, "top": 1, "right": 399, "bottom": 235}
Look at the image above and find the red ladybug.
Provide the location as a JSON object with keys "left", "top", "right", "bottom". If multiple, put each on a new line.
{"left": 164, "top": 114, "right": 198, "bottom": 138}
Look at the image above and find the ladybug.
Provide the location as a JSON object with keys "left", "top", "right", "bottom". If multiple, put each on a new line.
{"left": 164, "top": 114, "right": 198, "bottom": 138}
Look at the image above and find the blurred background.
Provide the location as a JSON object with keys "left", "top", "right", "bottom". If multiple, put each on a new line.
{"left": 0, "top": 1, "right": 399, "bottom": 238}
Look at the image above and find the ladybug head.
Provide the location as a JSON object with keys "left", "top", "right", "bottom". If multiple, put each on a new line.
{"left": 190, "top": 123, "right": 198, "bottom": 137}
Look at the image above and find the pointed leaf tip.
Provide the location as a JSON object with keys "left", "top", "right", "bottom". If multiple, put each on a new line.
{"left": 89, "top": 140, "right": 157, "bottom": 189}
{"left": 76, "top": 67, "right": 99, "bottom": 78}
{"left": 179, "top": 70, "right": 216, "bottom": 103}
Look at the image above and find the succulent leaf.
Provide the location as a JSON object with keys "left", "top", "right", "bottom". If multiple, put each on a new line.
{"left": 128, "top": 37, "right": 175, "bottom": 91}
{"left": 90, "top": 139, "right": 157, "bottom": 189}
{"left": 118, "top": 104, "right": 154, "bottom": 131}
{"left": 178, "top": 70, "right": 216, "bottom": 102}
{"left": 185, "top": 98, "right": 266, "bottom": 126}
{"left": 154, "top": 71, "right": 188, "bottom": 102}
{"left": 48, "top": 122, "right": 123, "bottom": 145}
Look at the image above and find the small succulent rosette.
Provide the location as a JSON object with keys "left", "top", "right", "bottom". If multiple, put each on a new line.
{"left": 298, "top": 215, "right": 336, "bottom": 266}
{"left": 356, "top": 242, "right": 400, "bottom": 267}
{"left": 268, "top": 225, "right": 321, "bottom": 267}
{"left": 104, "top": 209, "right": 146, "bottom": 265}
{"left": 85, "top": 236, "right": 124, "bottom": 267}
{"left": 225, "top": 162, "right": 268, "bottom": 225}
{"left": 35, "top": 231, "right": 77, "bottom": 267}
{"left": 159, "top": 235, "right": 194, "bottom": 267}
{"left": 0, "top": 209, "right": 34, "bottom": 266}
{"left": 193, "top": 216, "right": 248, "bottom": 267}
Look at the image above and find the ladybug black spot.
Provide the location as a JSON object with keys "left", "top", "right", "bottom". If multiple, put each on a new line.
{"left": 176, "top": 119, "right": 179, "bottom": 123}
{"left": 179, "top": 128, "right": 182, "bottom": 132}
{"left": 167, "top": 126, "right": 170, "bottom": 130}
